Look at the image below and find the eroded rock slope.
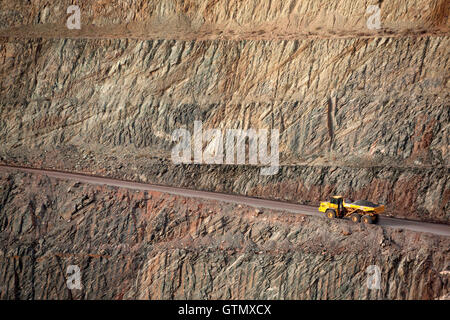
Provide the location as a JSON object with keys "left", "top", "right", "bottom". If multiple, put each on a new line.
{"left": 0, "top": 172, "right": 449, "bottom": 299}
{"left": 1, "top": 1, "right": 449, "bottom": 222}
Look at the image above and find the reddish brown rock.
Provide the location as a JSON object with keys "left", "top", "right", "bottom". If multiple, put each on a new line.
{"left": 0, "top": 172, "right": 448, "bottom": 299}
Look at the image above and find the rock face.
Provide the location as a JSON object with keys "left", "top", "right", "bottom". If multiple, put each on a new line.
{"left": 0, "top": 172, "right": 449, "bottom": 300}
{"left": 1, "top": 36, "right": 449, "bottom": 166}
{"left": 0, "top": 0, "right": 448, "bottom": 39}
{"left": 0, "top": 1, "right": 448, "bottom": 223}
{"left": 0, "top": 0, "right": 449, "bottom": 300}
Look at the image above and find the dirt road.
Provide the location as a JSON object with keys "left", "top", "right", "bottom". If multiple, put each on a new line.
{"left": 1, "top": 165, "right": 449, "bottom": 237}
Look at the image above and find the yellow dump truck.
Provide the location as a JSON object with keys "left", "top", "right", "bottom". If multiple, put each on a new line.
{"left": 318, "top": 196, "right": 384, "bottom": 224}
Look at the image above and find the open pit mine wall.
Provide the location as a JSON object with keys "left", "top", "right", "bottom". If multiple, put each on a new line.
{"left": 1, "top": 0, "right": 448, "bottom": 34}
{"left": 0, "top": 0, "right": 449, "bottom": 222}
{"left": 0, "top": 172, "right": 449, "bottom": 300}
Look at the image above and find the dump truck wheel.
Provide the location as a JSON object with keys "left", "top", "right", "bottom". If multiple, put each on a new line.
{"left": 326, "top": 209, "right": 336, "bottom": 219}
{"left": 351, "top": 213, "right": 361, "bottom": 223}
{"left": 372, "top": 214, "right": 379, "bottom": 224}
{"left": 362, "top": 215, "right": 373, "bottom": 224}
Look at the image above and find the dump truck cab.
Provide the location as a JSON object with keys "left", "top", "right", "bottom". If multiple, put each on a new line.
{"left": 329, "top": 196, "right": 344, "bottom": 214}
{"left": 319, "top": 196, "right": 345, "bottom": 217}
